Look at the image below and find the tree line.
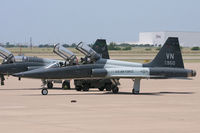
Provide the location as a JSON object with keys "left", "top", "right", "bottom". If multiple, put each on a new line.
{"left": 1, "top": 42, "right": 200, "bottom": 51}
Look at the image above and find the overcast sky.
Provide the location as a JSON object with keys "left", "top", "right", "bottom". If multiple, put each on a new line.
{"left": 0, "top": 0, "right": 200, "bottom": 44}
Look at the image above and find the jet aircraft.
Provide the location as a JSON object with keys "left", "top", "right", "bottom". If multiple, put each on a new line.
{"left": 13, "top": 37, "right": 196, "bottom": 95}
{"left": 0, "top": 46, "right": 65, "bottom": 88}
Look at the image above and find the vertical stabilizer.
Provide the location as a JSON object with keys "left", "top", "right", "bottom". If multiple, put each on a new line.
{"left": 144, "top": 37, "right": 184, "bottom": 68}
{"left": 92, "top": 39, "right": 110, "bottom": 59}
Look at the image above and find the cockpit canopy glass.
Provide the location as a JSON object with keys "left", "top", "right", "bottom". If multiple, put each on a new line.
{"left": 76, "top": 42, "right": 100, "bottom": 60}
{"left": 53, "top": 44, "right": 76, "bottom": 61}
{"left": 14, "top": 56, "right": 27, "bottom": 62}
{"left": 0, "top": 46, "right": 14, "bottom": 60}
{"left": 45, "top": 62, "right": 61, "bottom": 69}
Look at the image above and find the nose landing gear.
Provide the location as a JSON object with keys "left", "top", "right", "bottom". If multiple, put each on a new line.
{"left": 41, "top": 89, "right": 48, "bottom": 95}
{"left": 1, "top": 74, "right": 5, "bottom": 86}
{"left": 41, "top": 79, "right": 49, "bottom": 95}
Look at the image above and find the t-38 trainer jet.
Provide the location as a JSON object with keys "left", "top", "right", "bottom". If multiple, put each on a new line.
{"left": 0, "top": 46, "right": 60, "bottom": 86}
{"left": 13, "top": 37, "right": 196, "bottom": 95}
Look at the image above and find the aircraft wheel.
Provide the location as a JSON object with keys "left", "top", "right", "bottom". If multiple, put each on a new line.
{"left": 132, "top": 89, "right": 139, "bottom": 94}
{"left": 105, "top": 84, "right": 112, "bottom": 91}
{"left": 47, "top": 82, "right": 53, "bottom": 89}
{"left": 1, "top": 81, "right": 4, "bottom": 86}
{"left": 41, "top": 89, "right": 48, "bottom": 95}
{"left": 83, "top": 85, "right": 89, "bottom": 91}
{"left": 112, "top": 87, "right": 119, "bottom": 94}
{"left": 62, "top": 80, "right": 70, "bottom": 90}
{"left": 76, "top": 86, "right": 82, "bottom": 91}
{"left": 98, "top": 87, "right": 104, "bottom": 91}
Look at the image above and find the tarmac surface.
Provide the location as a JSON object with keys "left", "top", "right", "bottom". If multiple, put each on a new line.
{"left": 0, "top": 63, "right": 199, "bottom": 133}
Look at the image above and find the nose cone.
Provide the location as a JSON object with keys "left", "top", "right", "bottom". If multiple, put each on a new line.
{"left": 12, "top": 71, "right": 32, "bottom": 78}
{"left": 12, "top": 72, "right": 24, "bottom": 77}
{"left": 12, "top": 68, "right": 44, "bottom": 78}
{"left": 12, "top": 67, "right": 63, "bottom": 79}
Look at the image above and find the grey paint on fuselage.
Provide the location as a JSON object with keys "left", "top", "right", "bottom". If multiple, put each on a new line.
{"left": 0, "top": 56, "right": 59, "bottom": 75}
{"left": 15, "top": 64, "right": 106, "bottom": 79}
{"left": 0, "top": 62, "right": 46, "bottom": 75}
{"left": 14, "top": 63, "right": 195, "bottom": 80}
{"left": 96, "top": 58, "right": 142, "bottom": 68}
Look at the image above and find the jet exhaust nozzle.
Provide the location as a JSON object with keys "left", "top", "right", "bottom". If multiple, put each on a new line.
{"left": 192, "top": 70, "right": 197, "bottom": 77}
{"left": 187, "top": 70, "right": 197, "bottom": 77}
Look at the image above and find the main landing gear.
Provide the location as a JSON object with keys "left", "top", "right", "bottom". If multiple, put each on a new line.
{"left": 132, "top": 78, "right": 141, "bottom": 94}
{"left": 112, "top": 86, "right": 119, "bottom": 94}
{"left": 111, "top": 78, "right": 141, "bottom": 94}
{"left": 110, "top": 79, "right": 120, "bottom": 94}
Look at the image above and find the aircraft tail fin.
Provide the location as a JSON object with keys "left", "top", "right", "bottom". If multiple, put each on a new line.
{"left": 92, "top": 39, "right": 110, "bottom": 59}
{"left": 144, "top": 37, "right": 184, "bottom": 68}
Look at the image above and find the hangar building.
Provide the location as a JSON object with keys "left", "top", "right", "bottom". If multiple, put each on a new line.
{"left": 138, "top": 32, "right": 200, "bottom": 47}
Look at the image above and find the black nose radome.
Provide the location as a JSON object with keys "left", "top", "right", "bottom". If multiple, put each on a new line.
{"left": 12, "top": 73, "right": 21, "bottom": 77}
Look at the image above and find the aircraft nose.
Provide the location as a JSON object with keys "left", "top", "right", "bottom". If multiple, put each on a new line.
{"left": 12, "top": 68, "right": 47, "bottom": 79}
{"left": 12, "top": 73, "right": 23, "bottom": 77}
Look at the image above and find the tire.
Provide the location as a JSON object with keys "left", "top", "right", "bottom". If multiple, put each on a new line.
{"left": 82, "top": 85, "right": 89, "bottom": 91}
{"left": 112, "top": 87, "right": 119, "bottom": 94}
{"left": 41, "top": 89, "right": 48, "bottom": 95}
{"left": 47, "top": 82, "right": 53, "bottom": 89}
{"left": 76, "top": 86, "right": 82, "bottom": 91}
{"left": 105, "top": 84, "right": 112, "bottom": 91}
{"left": 1, "top": 81, "right": 4, "bottom": 86}
{"left": 98, "top": 87, "right": 104, "bottom": 91}
{"left": 132, "top": 89, "right": 139, "bottom": 94}
{"left": 62, "top": 80, "right": 70, "bottom": 90}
